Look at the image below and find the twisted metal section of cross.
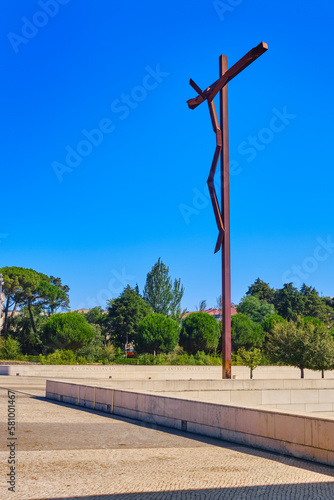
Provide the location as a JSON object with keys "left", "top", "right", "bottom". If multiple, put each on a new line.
{"left": 188, "top": 78, "right": 224, "bottom": 253}
{"left": 187, "top": 42, "right": 268, "bottom": 254}
{"left": 207, "top": 97, "right": 224, "bottom": 254}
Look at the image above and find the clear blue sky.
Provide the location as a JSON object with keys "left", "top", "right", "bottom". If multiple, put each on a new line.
{"left": 1, "top": 0, "right": 334, "bottom": 312}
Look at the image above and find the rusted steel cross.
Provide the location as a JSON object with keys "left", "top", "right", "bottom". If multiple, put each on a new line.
{"left": 187, "top": 42, "right": 268, "bottom": 378}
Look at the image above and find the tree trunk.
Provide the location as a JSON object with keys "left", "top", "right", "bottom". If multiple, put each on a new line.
{"left": 3, "top": 296, "right": 10, "bottom": 336}
{"left": 322, "top": 369, "right": 325, "bottom": 379}
{"left": 28, "top": 301, "right": 37, "bottom": 334}
{"left": 250, "top": 367, "right": 253, "bottom": 379}
{"left": 300, "top": 366, "right": 304, "bottom": 379}
{"left": 125, "top": 334, "right": 128, "bottom": 357}
{"left": 10, "top": 301, "right": 19, "bottom": 319}
{"left": 7, "top": 301, "right": 19, "bottom": 331}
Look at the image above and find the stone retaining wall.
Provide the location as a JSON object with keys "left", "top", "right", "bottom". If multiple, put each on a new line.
{"left": 2, "top": 364, "right": 334, "bottom": 379}
{"left": 46, "top": 380, "right": 334, "bottom": 467}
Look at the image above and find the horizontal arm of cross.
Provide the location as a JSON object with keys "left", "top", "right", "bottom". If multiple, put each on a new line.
{"left": 187, "top": 42, "right": 268, "bottom": 110}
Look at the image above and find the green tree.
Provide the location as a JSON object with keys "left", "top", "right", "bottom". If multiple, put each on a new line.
{"left": 322, "top": 296, "right": 334, "bottom": 324}
{"left": 143, "top": 258, "right": 184, "bottom": 320}
{"left": 0, "top": 267, "right": 25, "bottom": 334}
{"left": 235, "top": 347, "right": 262, "bottom": 379}
{"left": 246, "top": 278, "right": 275, "bottom": 303}
{"left": 301, "top": 317, "right": 334, "bottom": 377}
{"left": 136, "top": 313, "right": 180, "bottom": 354}
{"left": 0, "top": 267, "right": 70, "bottom": 336}
{"left": 83, "top": 306, "right": 110, "bottom": 341}
{"left": 41, "top": 312, "right": 94, "bottom": 353}
{"left": 300, "top": 284, "right": 332, "bottom": 324}
{"left": 237, "top": 296, "right": 276, "bottom": 323}
{"left": 179, "top": 312, "right": 220, "bottom": 354}
{"left": 84, "top": 306, "right": 106, "bottom": 325}
{"left": 308, "top": 330, "right": 334, "bottom": 378}
{"left": 261, "top": 314, "right": 286, "bottom": 334}
{"left": 229, "top": 314, "right": 264, "bottom": 353}
{"left": 76, "top": 323, "right": 105, "bottom": 362}
{"left": 265, "top": 318, "right": 334, "bottom": 378}
{"left": 41, "top": 276, "right": 70, "bottom": 315}
{"left": 273, "top": 283, "right": 304, "bottom": 321}
{"left": 107, "top": 285, "right": 152, "bottom": 352}
{"left": 8, "top": 305, "right": 47, "bottom": 355}
{"left": 23, "top": 271, "right": 69, "bottom": 333}
{"left": 266, "top": 320, "right": 307, "bottom": 377}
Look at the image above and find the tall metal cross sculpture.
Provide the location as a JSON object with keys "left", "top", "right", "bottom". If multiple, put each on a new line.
{"left": 187, "top": 42, "right": 268, "bottom": 379}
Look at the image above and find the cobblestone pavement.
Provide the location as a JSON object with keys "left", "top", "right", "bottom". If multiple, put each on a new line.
{"left": 1, "top": 377, "right": 334, "bottom": 500}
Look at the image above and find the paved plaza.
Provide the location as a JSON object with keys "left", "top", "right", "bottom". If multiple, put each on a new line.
{"left": 1, "top": 376, "right": 334, "bottom": 499}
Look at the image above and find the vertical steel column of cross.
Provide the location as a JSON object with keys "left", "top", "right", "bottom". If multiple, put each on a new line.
{"left": 219, "top": 55, "right": 231, "bottom": 379}
{"left": 0, "top": 274, "right": 3, "bottom": 324}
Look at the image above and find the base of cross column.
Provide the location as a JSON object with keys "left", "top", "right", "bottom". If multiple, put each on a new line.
{"left": 222, "top": 360, "right": 231, "bottom": 379}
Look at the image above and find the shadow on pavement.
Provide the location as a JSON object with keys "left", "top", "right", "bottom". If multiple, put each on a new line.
{"left": 39, "top": 396, "right": 334, "bottom": 479}
{"left": 43, "top": 482, "right": 334, "bottom": 499}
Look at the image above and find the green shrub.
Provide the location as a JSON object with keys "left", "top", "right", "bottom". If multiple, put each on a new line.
{"left": 137, "top": 348, "right": 222, "bottom": 366}
{"left": 0, "top": 337, "right": 4, "bottom": 357}
{"left": 76, "top": 356, "right": 88, "bottom": 365}
{"left": 0, "top": 336, "right": 21, "bottom": 360}
{"left": 25, "top": 355, "right": 40, "bottom": 362}
{"left": 194, "top": 350, "right": 221, "bottom": 366}
{"left": 39, "top": 349, "right": 77, "bottom": 365}
{"left": 99, "top": 342, "right": 117, "bottom": 364}
{"left": 112, "top": 357, "right": 144, "bottom": 365}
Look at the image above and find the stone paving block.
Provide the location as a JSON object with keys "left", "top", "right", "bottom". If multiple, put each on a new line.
{"left": 2, "top": 376, "right": 334, "bottom": 500}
